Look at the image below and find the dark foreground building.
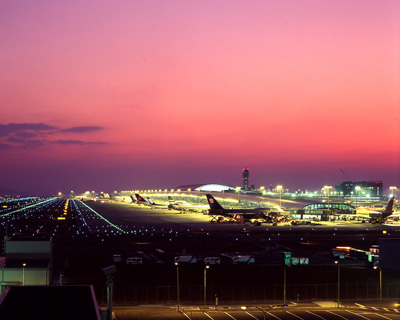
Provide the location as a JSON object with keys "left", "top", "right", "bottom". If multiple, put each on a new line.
{"left": 0, "top": 285, "right": 100, "bottom": 320}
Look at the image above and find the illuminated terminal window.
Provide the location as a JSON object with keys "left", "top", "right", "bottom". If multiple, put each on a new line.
{"left": 303, "top": 203, "right": 355, "bottom": 211}
{"left": 176, "top": 184, "right": 235, "bottom": 192}
{"left": 195, "top": 184, "right": 235, "bottom": 192}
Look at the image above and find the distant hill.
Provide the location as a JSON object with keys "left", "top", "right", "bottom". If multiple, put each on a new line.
{"left": 0, "top": 187, "right": 31, "bottom": 197}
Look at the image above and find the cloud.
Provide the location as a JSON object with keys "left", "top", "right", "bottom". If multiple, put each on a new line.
{"left": 0, "top": 123, "right": 108, "bottom": 149}
{"left": 14, "top": 132, "right": 39, "bottom": 138}
{"left": 5, "top": 136, "right": 26, "bottom": 143}
{"left": 0, "top": 123, "right": 56, "bottom": 137}
{"left": 0, "top": 143, "right": 12, "bottom": 150}
{"left": 52, "top": 140, "right": 108, "bottom": 145}
{"left": 24, "top": 139, "right": 46, "bottom": 147}
{"left": 0, "top": 139, "right": 46, "bottom": 148}
{"left": 60, "top": 126, "right": 103, "bottom": 133}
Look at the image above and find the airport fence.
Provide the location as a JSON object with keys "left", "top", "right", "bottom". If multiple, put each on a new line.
{"left": 96, "top": 281, "right": 400, "bottom": 304}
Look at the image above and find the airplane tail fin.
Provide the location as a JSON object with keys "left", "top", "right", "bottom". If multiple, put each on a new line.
{"left": 147, "top": 197, "right": 155, "bottom": 205}
{"left": 383, "top": 196, "right": 395, "bottom": 218}
{"left": 168, "top": 196, "right": 177, "bottom": 205}
{"left": 130, "top": 195, "right": 136, "bottom": 203}
{"left": 135, "top": 194, "right": 146, "bottom": 203}
{"left": 206, "top": 194, "right": 224, "bottom": 211}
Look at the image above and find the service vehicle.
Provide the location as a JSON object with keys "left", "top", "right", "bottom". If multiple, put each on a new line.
{"left": 174, "top": 255, "right": 197, "bottom": 264}
{"left": 204, "top": 257, "right": 221, "bottom": 265}
{"left": 231, "top": 255, "right": 255, "bottom": 264}
{"left": 126, "top": 257, "right": 143, "bottom": 265}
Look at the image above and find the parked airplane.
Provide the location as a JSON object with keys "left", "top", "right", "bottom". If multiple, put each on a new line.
{"left": 168, "top": 196, "right": 208, "bottom": 212}
{"left": 383, "top": 214, "right": 400, "bottom": 225}
{"left": 146, "top": 197, "right": 169, "bottom": 209}
{"left": 354, "top": 197, "right": 394, "bottom": 224}
{"left": 97, "top": 192, "right": 132, "bottom": 203}
{"left": 133, "top": 194, "right": 149, "bottom": 206}
{"left": 206, "top": 194, "right": 274, "bottom": 222}
{"left": 110, "top": 193, "right": 133, "bottom": 203}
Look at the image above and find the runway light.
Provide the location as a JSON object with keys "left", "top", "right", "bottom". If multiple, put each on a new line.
{"left": 383, "top": 230, "right": 387, "bottom": 234}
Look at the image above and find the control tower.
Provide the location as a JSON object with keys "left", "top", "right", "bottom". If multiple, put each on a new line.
{"left": 242, "top": 168, "right": 249, "bottom": 190}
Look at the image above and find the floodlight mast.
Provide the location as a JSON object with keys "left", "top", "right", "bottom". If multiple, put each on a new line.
{"left": 175, "top": 262, "right": 180, "bottom": 312}
{"left": 102, "top": 265, "right": 117, "bottom": 320}
{"left": 204, "top": 265, "right": 210, "bottom": 311}
{"left": 374, "top": 266, "right": 382, "bottom": 314}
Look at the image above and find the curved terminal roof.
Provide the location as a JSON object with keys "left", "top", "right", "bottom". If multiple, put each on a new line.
{"left": 176, "top": 184, "right": 235, "bottom": 192}
{"left": 302, "top": 202, "right": 355, "bottom": 211}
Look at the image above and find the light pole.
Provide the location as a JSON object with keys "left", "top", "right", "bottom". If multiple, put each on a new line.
{"left": 324, "top": 186, "right": 332, "bottom": 212}
{"left": 175, "top": 262, "right": 180, "bottom": 312}
{"left": 102, "top": 265, "right": 117, "bottom": 320}
{"left": 283, "top": 264, "right": 287, "bottom": 305}
{"left": 256, "top": 306, "right": 266, "bottom": 320}
{"left": 236, "top": 187, "right": 241, "bottom": 203}
{"left": 260, "top": 186, "right": 265, "bottom": 203}
{"left": 355, "top": 186, "right": 361, "bottom": 207}
{"left": 390, "top": 186, "right": 397, "bottom": 198}
{"left": 204, "top": 265, "right": 210, "bottom": 311}
{"left": 276, "top": 185, "right": 283, "bottom": 208}
{"left": 374, "top": 266, "right": 382, "bottom": 313}
{"left": 335, "top": 261, "right": 340, "bottom": 305}
{"left": 22, "top": 263, "right": 26, "bottom": 286}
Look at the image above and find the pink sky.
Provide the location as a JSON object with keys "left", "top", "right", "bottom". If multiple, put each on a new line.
{"left": 0, "top": 0, "right": 399, "bottom": 195}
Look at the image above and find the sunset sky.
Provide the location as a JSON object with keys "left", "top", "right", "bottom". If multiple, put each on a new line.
{"left": 1, "top": 0, "right": 399, "bottom": 195}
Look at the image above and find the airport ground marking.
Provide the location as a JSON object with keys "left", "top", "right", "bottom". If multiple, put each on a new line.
{"left": 182, "top": 312, "right": 191, "bottom": 320}
{"left": 224, "top": 312, "right": 238, "bottom": 320}
{"left": 306, "top": 311, "right": 327, "bottom": 320}
{"left": 245, "top": 311, "right": 259, "bottom": 319}
{"left": 204, "top": 312, "right": 214, "bottom": 320}
{"left": 355, "top": 304, "right": 367, "bottom": 309}
{"left": 0, "top": 197, "right": 57, "bottom": 217}
{"left": 325, "top": 310, "right": 349, "bottom": 320}
{"left": 267, "top": 311, "right": 282, "bottom": 320}
{"left": 345, "top": 310, "right": 371, "bottom": 320}
{"left": 71, "top": 200, "right": 91, "bottom": 233}
{"left": 77, "top": 200, "right": 126, "bottom": 233}
{"left": 286, "top": 311, "right": 304, "bottom": 320}
{"left": 375, "top": 313, "right": 396, "bottom": 320}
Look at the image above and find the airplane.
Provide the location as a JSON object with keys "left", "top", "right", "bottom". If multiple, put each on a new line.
{"left": 97, "top": 192, "right": 132, "bottom": 203}
{"left": 109, "top": 193, "right": 133, "bottom": 203}
{"left": 133, "top": 194, "right": 149, "bottom": 206}
{"left": 206, "top": 194, "right": 274, "bottom": 223}
{"left": 167, "top": 196, "right": 208, "bottom": 212}
{"left": 383, "top": 214, "right": 400, "bottom": 225}
{"left": 354, "top": 196, "right": 394, "bottom": 224}
{"left": 146, "top": 197, "right": 169, "bottom": 209}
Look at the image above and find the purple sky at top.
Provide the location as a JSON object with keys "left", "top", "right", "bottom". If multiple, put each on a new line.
{"left": 0, "top": 0, "right": 399, "bottom": 195}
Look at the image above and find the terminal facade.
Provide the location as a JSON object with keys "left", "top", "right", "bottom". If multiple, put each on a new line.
{"left": 335, "top": 181, "right": 383, "bottom": 199}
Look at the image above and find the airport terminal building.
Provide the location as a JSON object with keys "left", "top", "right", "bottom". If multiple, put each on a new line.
{"left": 335, "top": 181, "right": 383, "bottom": 199}
{"left": 175, "top": 184, "right": 236, "bottom": 192}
